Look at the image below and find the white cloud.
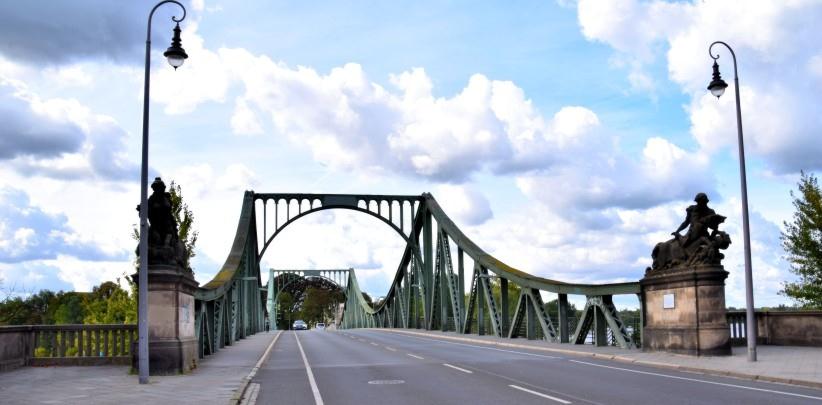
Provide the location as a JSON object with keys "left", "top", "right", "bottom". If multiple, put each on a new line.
{"left": 576, "top": 0, "right": 822, "bottom": 173}
{"left": 434, "top": 185, "right": 493, "bottom": 226}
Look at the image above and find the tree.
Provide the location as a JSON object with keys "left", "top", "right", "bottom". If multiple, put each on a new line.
{"left": 132, "top": 180, "right": 198, "bottom": 269}
{"left": 781, "top": 171, "right": 822, "bottom": 308}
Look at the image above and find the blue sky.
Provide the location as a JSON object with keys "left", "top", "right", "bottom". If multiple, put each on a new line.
{"left": 1, "top": 0, "right": 821, "bottom": 310}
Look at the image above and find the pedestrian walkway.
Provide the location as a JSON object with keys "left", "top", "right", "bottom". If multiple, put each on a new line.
{"left": 0, "top": 332, "right": 279, "bottom": 405}
{"left": 378, "top": 328, "right": 822, "bottom": 390}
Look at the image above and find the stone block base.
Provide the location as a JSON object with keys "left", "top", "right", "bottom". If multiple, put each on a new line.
{"left": 641, "top": 265, "right": 731, "bottom": 356}
{"left": 132, "top": 263, "right": 200, "bottom": 375}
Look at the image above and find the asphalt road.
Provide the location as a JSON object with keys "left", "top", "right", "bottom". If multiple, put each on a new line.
{"left": 253, "top": 330, "right": 822, "bottom": 405}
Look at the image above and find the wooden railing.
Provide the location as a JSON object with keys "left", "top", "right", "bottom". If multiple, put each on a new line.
{"left": 0, "top": 324, "right": 137, "bottom": 371}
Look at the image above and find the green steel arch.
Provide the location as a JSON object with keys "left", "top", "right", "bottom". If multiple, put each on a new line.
{"left": 196, "top": 191, "right": 642, "bottom": 354}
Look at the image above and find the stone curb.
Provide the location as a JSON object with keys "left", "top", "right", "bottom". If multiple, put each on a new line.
{"left": 374, "top": 329, "right": 822, "bottom": 391}
{"left": 229, "top": 331, "right": 283, "bottom": 405}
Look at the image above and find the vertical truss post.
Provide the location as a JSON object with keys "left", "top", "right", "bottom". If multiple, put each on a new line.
{"left": 458, "top": 248, "right": 464, "bottom": 319}
{"left": 594, "top": 299, "right": 608, "bottom": 347}
{"left": 526, "top": 293, "right": 536, "bottom": 340}
{"left": 558, "top": 293, "right": 569, "bottom": 343}
{"left": 423, "top": 209, "right": 433, "bottom": 329}
{"left": 477, "top": 269, "right": 485, "bottom": 336}
{"left": 500, "top": 278, "right": 509, "bottom": 334}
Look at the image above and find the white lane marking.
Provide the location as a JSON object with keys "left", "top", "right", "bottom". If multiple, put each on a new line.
{"left": 442, "top": 363, "right": 473, "bottom": 374}
{"left": 370, "top": 342, "right": 379, "bottom": 346}
{"left": 385, "top": 346, "right": 397, "bottom": 351}
{"left": 509, "top": 385, "right": 571, "bottom": 404}
{"left": 384, "top": 332, "right": 560, "bottom": 360}
{"left": 294, "top": 332, "right": 325, "bottom": 405}
{"left": 407, "top": 353, "right": 424, "bottom": 360}
{"left": 569, "top": 360, "right": 822, "bottom": 401}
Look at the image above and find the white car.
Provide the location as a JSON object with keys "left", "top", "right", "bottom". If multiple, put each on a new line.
{"left": 315, "top": 323, "right": 326, "bottom": 330}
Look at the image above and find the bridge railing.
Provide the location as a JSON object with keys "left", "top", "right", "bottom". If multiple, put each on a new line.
{"left": 727, "top": 310, "right": 822, "bottom": 347}
{"left": 0, "top": 324, "right": 137, "bottom": 371}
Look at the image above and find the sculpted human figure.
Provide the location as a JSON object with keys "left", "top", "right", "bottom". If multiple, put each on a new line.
{"left": 136, "top": 177, "right": 187, "bottom": 267}
{"left": 649, "top": 193, "right": 731, "bottom": 272}
{"left": 147, "top": 177, "right": 177, "bottom": 244}
{"left": 671, "top": 192, "right": 716, "bottom": 248}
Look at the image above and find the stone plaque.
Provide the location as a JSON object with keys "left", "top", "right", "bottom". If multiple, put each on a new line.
{"left": 663, "top": 293, "right": 675, "bottom": 309}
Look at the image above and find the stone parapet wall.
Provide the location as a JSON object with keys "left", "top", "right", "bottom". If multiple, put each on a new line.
{"left": 729, "top": 310, "right": 822, "bottom": 347}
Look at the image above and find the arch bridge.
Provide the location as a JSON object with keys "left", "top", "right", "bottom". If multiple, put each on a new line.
{"left": 192, "top": 191, "right": 642, "bottom": 360}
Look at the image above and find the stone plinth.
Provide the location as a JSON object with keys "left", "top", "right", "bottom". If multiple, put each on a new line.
{"left": 133, "top": 264, "right": 199, "bottom": 374}
{"left": 641, "top": 265, "right": 731, "bottom": 356}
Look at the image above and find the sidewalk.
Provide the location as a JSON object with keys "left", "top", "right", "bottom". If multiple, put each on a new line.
{"left": 0, "top": 332, "right": 279, "bottom": 405}
{"left": 377, "top": 328, "right": 822, "bottom": 390}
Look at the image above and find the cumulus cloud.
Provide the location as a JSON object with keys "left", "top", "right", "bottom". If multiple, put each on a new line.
{"left": 434, "top": 185, "right": 493, "bottom": 226}
{"left": 0, "top": 74, "right": 138, "bottom": 181}
{"left": 0, "top": 1, "right": 182, "bottom": 65}
{"left": 149, "top": 25, "right": 708, "bottom": 210}
{"left": 0, "top": 187, "right": 123, "bottom": 263}
{"left": 0, "top": 78, "right": 84, "bottom": 159}
{"left": 576, "top": 0, "right": 822, "bottom": 173}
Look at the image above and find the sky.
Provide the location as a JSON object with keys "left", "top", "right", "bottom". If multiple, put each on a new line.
{"left": 1, "top": 0, "right": 821, "bottom": 310}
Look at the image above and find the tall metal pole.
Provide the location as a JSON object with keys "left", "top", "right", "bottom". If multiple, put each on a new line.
{"left": 138, "top": 1, "right": 187, "bottom": 384}
{"left": 709, "top": 41, "right": 756, "bottom": 362}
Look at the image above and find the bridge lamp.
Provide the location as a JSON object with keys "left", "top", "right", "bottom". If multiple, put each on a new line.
{"left": 163, "top": 23, "right": 188, "bottom": 69}
{"left": 707, "top": 41, "right": 756, "bottom": 362}
{"left": 137, "top": 0, "right": 188, "bottom": 385}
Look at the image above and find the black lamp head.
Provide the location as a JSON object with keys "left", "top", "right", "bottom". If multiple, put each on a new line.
{"left": 163, "top": 22, "right": 188, "bottom": 69}
{"left": 707, "top": 60, "right": 728, "bottom": 98}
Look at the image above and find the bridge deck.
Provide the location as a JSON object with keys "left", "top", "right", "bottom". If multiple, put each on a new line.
{"left": 2, "top": 330, "right": 820, "bottom": 403}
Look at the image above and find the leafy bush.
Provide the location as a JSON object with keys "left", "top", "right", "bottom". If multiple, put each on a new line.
{"left": 34, "top": 347, "right": 49, "bottom": 358}
{"left": 65, "top": 346, "right": 78, "bottom": 357}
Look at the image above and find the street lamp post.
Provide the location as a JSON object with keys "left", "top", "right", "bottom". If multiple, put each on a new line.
{"left": 138, "top": 0, "right": 188, "bottom": 384}
{"left": 707, "top": 41, "right": 756, "bottom": 362}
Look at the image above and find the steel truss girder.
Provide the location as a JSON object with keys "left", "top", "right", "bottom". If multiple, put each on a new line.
{"left": 571, "top": 295, "right": 635, "bottom": 349}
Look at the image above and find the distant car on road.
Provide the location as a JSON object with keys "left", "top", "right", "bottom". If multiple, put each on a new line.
{"left": 315, "top": 323, "right": 325, "bottom": 330}
{"left": 292, "top": 320, "right": 307, "bottom": 330}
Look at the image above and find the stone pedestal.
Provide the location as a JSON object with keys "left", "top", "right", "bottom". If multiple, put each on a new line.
{"left": 640, "top": 265, "right": 731, "bottom": 356}
{"left": 132, "top": 264, "right": 199, "bottom": 374}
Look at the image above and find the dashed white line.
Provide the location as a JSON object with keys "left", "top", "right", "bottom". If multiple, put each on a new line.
{"left": 568, "top": 360, "right": 822, "bottom": 401}
{"left": 385, "top": 332, "right": 560, "bottom": 360}
{"left": 407, "top": 353, "right": 424, "bottom": 360}
{"left": 370, "top": 342, "right": 379, "bottom": 346}
{"left": 509, "top": 385, "right": 571, "bottom": 404}
{"left": 385, "top": 346, "right": 397, "bottom": 351}
{"left": 442, "top": 363, "right": 473, "bottom": 374}
{"left": 294, "top": 332, "right": 325, "bottom": 405}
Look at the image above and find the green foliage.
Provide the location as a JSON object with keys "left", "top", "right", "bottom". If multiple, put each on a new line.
{"left": 83, "top": 279, "right": 137, "bottom": 324}
{"left": 300, "top": 287, "right": 344, "bottom": 326}
{"left": 52, "top": 293, "right": 85, "bottom": 324}
{"left": 34, "top": 347, "right": 49, "bottom": 358}
{"left": 0, "top": 280, "right": 136, "bottom": 326}
{"left": 65, "top": 346, "right": 79, "bottom": 357}
{"left": 169, "top": 181, "right": 198, "bottom": 268}
{"left": 781, "top": 171, "right": 822, "bottom": 308}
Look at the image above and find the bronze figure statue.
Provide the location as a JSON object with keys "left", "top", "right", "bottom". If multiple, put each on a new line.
{"left": 136, "top": 177, "right": 188, "bottom": 268}
{"left": 649, "top": 193, "right": 731, "bottom": 272}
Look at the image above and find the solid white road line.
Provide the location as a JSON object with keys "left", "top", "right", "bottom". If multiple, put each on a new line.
{"left": 407, "top": 353, "right": 424, "bottom": 360}
{"left": 568, "top": 360, "right": 822, "bottom": 401}
{"left": 509, "top": 385, "right": 572, "bottom": 404}
{"left": 294, "top": 332, "right": 325, "bottom": 405}
{"left": 442, "top": 363, "right": 473, "bottom": 374}
{"left": 384, "top": 332, "right": 560, "bottom": 360}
